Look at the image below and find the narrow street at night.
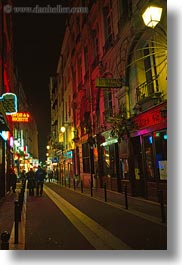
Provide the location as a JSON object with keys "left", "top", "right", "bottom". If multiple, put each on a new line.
{"left": 1, "top": 0, "right": 182, "bottom": 264}
{"left": 0, "top": 182, "right": 167, "bottom": 250}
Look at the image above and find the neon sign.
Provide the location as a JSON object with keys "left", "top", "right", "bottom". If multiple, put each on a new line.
{"left": 0, "top": 93, "right": 17, "bottom": 114}
{"left": 11, "top": 112, "right": 30, "bottom": 123}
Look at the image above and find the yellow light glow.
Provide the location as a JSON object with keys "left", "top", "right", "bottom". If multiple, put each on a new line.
{"left": 60, "top": 126, "right": 66, "bottom": 133}
{"left": 142, "top": 6, "right": 162, "bottom": 28}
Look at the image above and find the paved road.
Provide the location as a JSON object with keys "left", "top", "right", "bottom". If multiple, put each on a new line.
{"left": 24, "top": 183, "right": 167, "bottom": 250}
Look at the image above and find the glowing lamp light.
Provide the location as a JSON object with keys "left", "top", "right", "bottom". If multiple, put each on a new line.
{"left": 0, "top": 131, "right": 9, "bottom": 141}
{"left": 10, "top": 136, "right": 14, "bottom": 147}
{"left": 142, "top": 6, "right": 162, "bottom": 28}
{"left": 60, "top": 126, "right": 66, "bottom": 133}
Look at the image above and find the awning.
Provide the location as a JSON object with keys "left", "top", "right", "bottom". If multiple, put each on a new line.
{"left": 100, "top": 130, "right": 118, "bottom": 147}
{"left": 0, "top": 101, "right": 9, "bottom": 131}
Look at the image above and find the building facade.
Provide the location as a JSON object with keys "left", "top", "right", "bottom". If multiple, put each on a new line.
{"left": 50, "top": 0, "right": 167, "bottom": 202}
{"left": 0, "top": 1, "right": 39, "bottom": 197}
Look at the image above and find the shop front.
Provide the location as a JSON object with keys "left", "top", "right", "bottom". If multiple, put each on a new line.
{"left": 61, "top": 150, "right": 74, "bottom": 186}
{"left": 0, "top": 102, "right": 11, "bottom": 197}
{"left": 129, "top": 102, "right": 167, "bottom": 202}
{"left": 98, "top": 130, "right": 121, "bottom": 192}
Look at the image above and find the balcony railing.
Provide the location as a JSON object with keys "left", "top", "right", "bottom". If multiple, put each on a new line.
{"left": 134, "top": 75, "right": 163, "bottom": 112}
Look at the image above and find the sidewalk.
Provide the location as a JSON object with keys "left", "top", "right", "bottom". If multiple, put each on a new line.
{"left": 0, "top": 182, "right": 22, "bottom": 249}
{"left": 52, "top": 180, "right": 167, "bottom": 224}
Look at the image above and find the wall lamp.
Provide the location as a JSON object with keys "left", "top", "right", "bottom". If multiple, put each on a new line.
{"left": 142, "top": 5, "right": 163, "bottom": 28}
{"left": 60, "top": 122, "right": 73, "bottom": 133}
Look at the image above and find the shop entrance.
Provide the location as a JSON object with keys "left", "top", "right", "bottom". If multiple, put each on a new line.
{"left": 131, "top": 136, "right": 145, "bottom": 197}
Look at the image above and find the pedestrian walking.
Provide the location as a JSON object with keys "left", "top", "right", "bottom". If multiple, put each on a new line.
{"left": 20, "top": 170, "right": 26, "bottom": 185}
{"left": 48, "top": 169, "right": 53, "bottom": 182}
{"left": 35, "top": 166, "right": 46, "bottom": 196}
{"left": 9, "top": 168, "right": 17, "bottom": 193}
{"left": 26, "top": 168, "right": 35, "bottom": 196}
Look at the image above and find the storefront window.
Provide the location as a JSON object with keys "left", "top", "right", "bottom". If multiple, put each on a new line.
{"left": 103, "top": 144, "right": 116, "bottom": 177}
{"left": 82, "top": 142, "right": 90, "bottom": 173}
{"left": 103, "top": 146, "right": 110, "bottom": 176}
{"left": 143, "top": 135, "right": 155, "bottom": 180}
{"left": 120, "top": 158, "right": 129, "bottom": 179}
{"left": 154, "top": 130, "right": 167, "bottom": 180}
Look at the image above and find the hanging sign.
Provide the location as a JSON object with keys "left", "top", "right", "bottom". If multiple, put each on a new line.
{"left": 0, "top": 93, "right": 18, "bottom": 114}
{"left": 0, "top": 101, "right": 9, "bottom": 131}
{"left": 96, "top": 78, "right": 122, "bottom": 88}
{"left": 11, "top": 112, "right": 30, "bottom": 123}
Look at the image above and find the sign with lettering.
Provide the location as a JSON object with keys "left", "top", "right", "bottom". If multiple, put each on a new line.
{"left": 0, "top": 93, "right": 17, "bottom": 114}
{"left": 0, "top": 101, "right": 9, "bottom": 131}
{"left": 134, "top": 103, "right": 167, "bottom": 129}
{"left": 158, "top": 160, "right": 167, "bottom": 180}
{"left": 11, "top": 112, "right": 30, "bottom": 123}
{"left": 96, "top": 78, "right": 122, "bottom": 88}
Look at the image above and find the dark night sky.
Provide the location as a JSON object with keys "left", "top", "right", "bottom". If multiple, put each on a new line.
{"left": 12, "top": 0, "right": 68, "bottom": 162}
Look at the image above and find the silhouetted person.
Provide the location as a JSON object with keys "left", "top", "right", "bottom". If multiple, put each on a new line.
{"left": 26, "top": 168, "right": 35, "bottom": 196}
{"left": 48, "top": 169, "right": 53, "bottom": 182}
{"left": 9, "top": 168, "right": 17, "bottom": 193}
{"left": 35, "top": 166, "right": 46, "bottom": 196}
{"left": 20, "top": 170, "right": 26, "bottom": 184}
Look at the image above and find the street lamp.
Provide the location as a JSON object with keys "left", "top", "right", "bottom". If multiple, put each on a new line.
{"left": 142, "top": 5, "right": 163, "bottom": 28}
{"left": 60, "top": 126, "right": 66, "bottom": 133}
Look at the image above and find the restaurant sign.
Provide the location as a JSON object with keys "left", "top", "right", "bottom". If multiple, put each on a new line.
{"left": 134, "top": 103, "right": 167, "bottom": 129}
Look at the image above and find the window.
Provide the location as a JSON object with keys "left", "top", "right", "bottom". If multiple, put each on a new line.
{"left": 103, "top": 144, "right": 117, "bottom": 177}
{"left": 104, "top": 90, "right": 113, "bottom": 116}
{"left": 92, "top": 27, "right": 99, "bottom": 69}
{"left": 143, "top": 44, "right": 154, "bottom": 94}
{"left": 82, "top": 142, "right": 90, "bottom": 173}
{"left": 154, "top": 130, "right": 167, "bottom": 180}
{"left": 103, "top": 4, "right": 113, "bottom": 52}
{"left": 143, "top": 135, "right": 155, "bottom": 180}
{"left": 84, "top": 47, "right": 89, "bottom": 78}
{"left": 77, "top": 55, "right": 82, "bottom": 89}
{"left": 93, "top": 29, "right": 99, "bottom": 59}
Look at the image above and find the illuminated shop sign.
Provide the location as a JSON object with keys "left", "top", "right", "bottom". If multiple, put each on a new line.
{"left": 63, "top": 150, "right": 73, "bottom": 159}
{"left": 0, "top": 93, "right": 17, "bottom": 114}
{"left": 0, "top": 101, "right": 9, "bottom": 131}
{"left": 11, "top": 112, "right": 30, "bottom": 122}
{"left": 134, "top": 103, "right": 167, "bottom": 130}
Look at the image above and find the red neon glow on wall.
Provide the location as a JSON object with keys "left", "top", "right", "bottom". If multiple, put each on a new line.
{"left": 4, "top": 68, "right": 10, "bottom": 92}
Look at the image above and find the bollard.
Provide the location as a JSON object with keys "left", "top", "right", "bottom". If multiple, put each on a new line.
{"left": 80, "top": 180, "right": 83, "bottom": 193}
{"left": 14, "top": 200, "right": 19, "bottom": 244}
{"left": 124, "top": 185, "right": 128, "bottom": 210}
{"left": 90, "top": 181, "right": 93, "bottom": 197}
{"left": 64, "top": 178, "right": 66, "bottom": 187}
{"left": 158, "top": 190, "right": 166, "bottom": 223}
{"left": 1, "top": 231, "right": 10, "bottom": 250}
{"left": 104, "top": 182, "right": 107, "bottom": 202}
{"left": 68, "top": 178, "right": 70, "bottom": 188}
{"left": 73, "top": 179, "right": 76, "bottom": 190}
{"left": 18, "top": 192, "right": 23, "bottom": 214}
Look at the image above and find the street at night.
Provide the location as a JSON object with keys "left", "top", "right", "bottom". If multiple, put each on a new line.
{"left": 0, "top": 181, "right": 166, "bottom": 250}
{"left": 1, "top": 0, "right": 182, "bottom": 264}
